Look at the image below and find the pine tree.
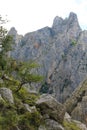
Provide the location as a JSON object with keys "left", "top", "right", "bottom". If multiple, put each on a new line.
{"left": 0, "top": 16, "right": 43, "bottom": 92}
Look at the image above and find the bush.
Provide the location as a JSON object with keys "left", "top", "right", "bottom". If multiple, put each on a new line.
{"left": 18, "top": 111, "right": 41, "bottom": 130}
{"left": 63, "top": 120, "right": 81, "bottom": 130}
{"left": 0, "top": 110, "right": 18, "bottom": 130}
{"left": 16, "top": 87, "right": 38, "bottom": 106}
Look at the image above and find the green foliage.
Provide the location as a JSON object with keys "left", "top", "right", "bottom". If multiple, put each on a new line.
{"left": 63, "top": 120, "right": 81, "bottom": 130}
{"left": 0, "top": 15, "right": 44, "bottom": 130}
{"left": 1, "top": 35, "right": 14, "bottom": 54}
{"left": 18, "top": 111, "right": 41, "bottom": 130}
{"left": 61, "top": 54, "right": 67, "bottom": 61}
{"left": 0, "top": 106, "right": 18, "bottom": 130}
{"left": 15, "top": 61, "right": 43, "bottom": 81}
{"left": 0, "top": 19, "right": 43, "bottom": 92}
{"left": 16, "top": 87, "right": 39, "bottom": 106}
{"left": 39, "top": 82, "right": 53, "bottom": 94}
{"left": 71, "top": 40, "right": 77, "bottom": 46}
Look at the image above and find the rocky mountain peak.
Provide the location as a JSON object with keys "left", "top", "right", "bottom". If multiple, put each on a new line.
{"left": 68, "top": 12, "right": 81, "bottom": 31}
{"left": 52, "top": 12, "right": 81, "bottom": 35}
{"left": 52, "top": 16, "right": 63, "bottom": 28}
{"left": 68, "top": 12, "right": 78, "bottom": 22}
{"left": 8, "top": 27, "right": 17, "bottom": 36}
{"left": 8, "top": 27, "right": 23, "bottom": 46}
{"left": 52, "top": 16, "right": 63, "bottom": 34}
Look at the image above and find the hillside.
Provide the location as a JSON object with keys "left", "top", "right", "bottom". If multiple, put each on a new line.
{"left": 1, "top": 12, "right": 87, "bottom": 130}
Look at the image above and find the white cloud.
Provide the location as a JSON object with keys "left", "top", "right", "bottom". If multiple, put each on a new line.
{"left": 0, "top": 0, "right": 87, "bottom": 34}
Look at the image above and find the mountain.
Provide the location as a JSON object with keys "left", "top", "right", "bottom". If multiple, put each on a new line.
{"left": 9, "top": 12, "right": 87, "bottom": 103}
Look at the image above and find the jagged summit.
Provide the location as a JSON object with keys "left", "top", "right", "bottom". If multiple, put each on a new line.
{"left": 69, "top": 12, "right": 78, "bottom": 21}
{"left": 52, "top": 16, "right": 63, "bottom": 29}
{"left": 8, "top": 27, "right": 23, "bottom": 45}
{"left": 52, "top": 12, "right": 81, "bottom": 35}
{"left": 8, "top": 27, "right": 17, "bottom": 36}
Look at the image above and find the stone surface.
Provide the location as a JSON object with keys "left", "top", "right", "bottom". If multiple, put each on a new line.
{"left": 0, "top": 87, "right": 14, "bottom": 104}
{"left": 64, "top": 112, "right": 87, "bottom": 130}
{"left": 73, "top": 120, "right": 87, "bottom": 130}
{"left": 64, "top": 78, "right": 87, "bottom": 114}
{"left": 36, "top": 94, "right": 65, "bottom": 123}
{"left": 23, "top": 103, "right": 31, "bottom": 112}
{"left": 64, "top": 112, "right": 71, "bottom": 121}
{"left": 45, "top": 119, "right": 65, "bottom": 130}
{"left": 38, "top": 125, "right": 46, "bottom": 130}
{"left": 64, "top": 78, "right": 87, "bottom": 125}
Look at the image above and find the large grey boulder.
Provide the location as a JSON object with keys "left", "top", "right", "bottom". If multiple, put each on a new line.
{"left": 0, "top": 87, "right": 14, "bottom": 104}
{"left": 36, "top": 94, "right": 65, "bottom": 123}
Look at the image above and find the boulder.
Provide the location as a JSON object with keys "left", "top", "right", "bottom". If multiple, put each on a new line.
{"left": 64, "top": 112, "right": 71, "bottom": 122}
{"left": 64, "top": 112, "right": 87, "bottom": 130}
{"left": 38, "top": 120, "right": 65, "bottom": 130}
{"left": 36, "top": 94, "right": 65, "bottom": 123}
{"left": 45, "top": 119, "right": 65, "bottom": 130}
{"left": 23, "top": 104, "right": 37, "bottom": 113}
{"left": 38, "top": 125, "right": 46, "bottom": 130}
{"left": 0, "top": 87, "right": 14, "bottom": 104}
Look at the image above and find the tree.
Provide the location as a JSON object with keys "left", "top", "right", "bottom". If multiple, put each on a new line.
{"left": 0, "top": 16, "right": 14, "bottom": 71}
{"left": 0, "top": 16, "right": 43, "bottom": 92}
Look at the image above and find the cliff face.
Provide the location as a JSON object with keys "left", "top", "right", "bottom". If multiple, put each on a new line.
{"left": 64, "top": 77, "right": 87, "bottom": 125}
{"left": 10, "top": 12, "right": 87, "bottom": 102}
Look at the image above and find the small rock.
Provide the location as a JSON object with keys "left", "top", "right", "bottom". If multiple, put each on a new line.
{"left": 38, "top": 125, "right": 46, "bottom": 130}
{"left": 45, "top": 119, "right": 65, "bottom": 130}
{"left": 23, "top": 104, "right": 31, "bottom": 112}
{"left": 64, "top": 112, "right": 71, "bottom": 122}
{"left": 0, "top": 87, "right": 14, "bottom": 104}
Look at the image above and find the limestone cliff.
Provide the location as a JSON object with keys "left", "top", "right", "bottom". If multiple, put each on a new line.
{"left": 9, "top": 12, "right": 87, "bottom": 103}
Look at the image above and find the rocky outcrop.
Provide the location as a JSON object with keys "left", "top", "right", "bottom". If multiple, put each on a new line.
{"left": 64, "top": 112, "right": 87, "bottom": 130}
{"left": 36, "top": 94, "right": 65, "bottom": 123}
{"left": 36, "top": 94, "right": 87, "bottom": 130}
{"left": 45, "top": 119, "right": 65, "bottom": 130}
{"left": 9, "top": 12, "right": 87, "bottom": 103}
{"left": 64, "top": 78, "right": 87, "bottom": 125}
{"left": 8, "top": 27, "right": 23, "bottom": 45}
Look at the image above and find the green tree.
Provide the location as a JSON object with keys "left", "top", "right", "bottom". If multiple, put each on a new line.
{"left": 0, "top": 16, "right": 14, "bottom": 71}
{"left": 0, "top": 16, "right": 43, "bottom": 92}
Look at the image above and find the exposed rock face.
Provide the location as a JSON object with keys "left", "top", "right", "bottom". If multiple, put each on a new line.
{"left": 9, "top": 12, "right": 87, "bottom": 103}
{"left": 64, "top": 78, "right": 87, "bottom": 125}
{"left": 0, "top": 87, "right": 14, "bottom": 104}
{"left": 36, "top": 94, "right": 65, "bottom": 123}
{"left": 8, "top": 27, "right": 23, "bottom": 45}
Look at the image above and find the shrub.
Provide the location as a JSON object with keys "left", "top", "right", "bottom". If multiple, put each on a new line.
{"left": 63, "top": 120, "right": 81, "bottom": 130}
{"left": 18, "top": 111, "right": 41, "bottom": 130}
{"left": 16, "top": 87, "right": 38, "bottom": 106}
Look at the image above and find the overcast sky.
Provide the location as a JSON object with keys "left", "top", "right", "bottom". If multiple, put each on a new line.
{"left": 0, "top": 0, "right": 87, "bottom": 35}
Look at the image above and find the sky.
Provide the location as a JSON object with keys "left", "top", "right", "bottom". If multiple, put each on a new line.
{"left": 0, "top": 0, "right": 87, "bottom": 35}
